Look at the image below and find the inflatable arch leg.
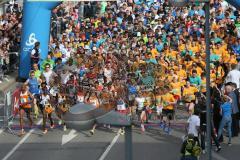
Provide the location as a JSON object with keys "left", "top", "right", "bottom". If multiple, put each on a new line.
{"left": 19, "top": 0, "right": 60, "bottom": 79}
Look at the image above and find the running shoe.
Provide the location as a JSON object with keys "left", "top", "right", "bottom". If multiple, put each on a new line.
{"left": 50, "top": 124, "right": 55, "bottom": 129}
{"left": 120, "top": 129, "right": 125, "bottom": 135}
{"left": 164, "top": 127, "right": 171, "bottom": 134}
{"left": 228, "top": 143, "right": 232, "bottom": 146}
{"left": 90, "top": 129, "right": 94, "bottom": 135}
{"left": 159, "top": 122, "right": 164, "bottom": 129}
{"left": 63, "top": 125, "right": 67, "bottom": 131}
{"left": 58, "top": 120, "right": 62, "bottom": 125}
{"left": 43, "top": 129, "right": 48, "bottom": 134}
{"left": 215, "top": 146, "right": 221, "bottom": 152}
{"left": 202, "top": 150, "right": 206, "bottom": 154}
{"left": 19, "top": 129, "right": 25, "bottom": 136}
{"left": 141, "top": 124, "right": 145, "bottom": 132}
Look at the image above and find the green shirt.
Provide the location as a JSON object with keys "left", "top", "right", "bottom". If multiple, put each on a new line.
{"left": 34, "top": 70, "right": 42, "bottom": 79}
{"left": 41, "top": 59, "right": 55, "bottom": 71}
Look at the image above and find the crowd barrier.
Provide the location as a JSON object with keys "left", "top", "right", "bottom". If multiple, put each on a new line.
{"left": 0, "top": 82, "right": 21, "bottom": 133}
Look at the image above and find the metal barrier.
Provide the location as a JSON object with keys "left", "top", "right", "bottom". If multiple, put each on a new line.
{"left": 0, "top": 82, "right": 21, "bottom": 134}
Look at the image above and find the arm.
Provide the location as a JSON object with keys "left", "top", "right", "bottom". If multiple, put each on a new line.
{"left": 24, "top": 79, "right": 29, "bottom": 86}
{"left": 28, "top": 92, "right": 34, "bottom": 103}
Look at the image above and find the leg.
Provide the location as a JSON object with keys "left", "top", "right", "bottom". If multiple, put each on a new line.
{"left": 140, "top": 111, "right": 146, "bottom": 132}
{"left": 19, "top": 108, "right": 25, "bottom": 135}
{"left": 25, "top": 108, "right": 33, "bottom": 128}
{"left": 227, "top": 118, "right": 232, "bottom": 144}
{"left": 42, "top": 108, "right": 47, "bottom": 133}
{"left": 200, "top": 130, "right": 206, "bottom": 151}
{"left": 217, "top": 118, "right": 226, "bottom": 141}
{"left": 48, "top": 112, "right": 54, "bottom": 128}
{"left": 90, "top": 123, "right": 97, "bottom": 135}
{"left": 211, "top": 123, "right": 221, "bottom": 151}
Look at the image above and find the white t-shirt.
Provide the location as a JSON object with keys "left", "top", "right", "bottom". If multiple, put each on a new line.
{"left": 60, "top": 72, "right": 70, "bottom": 84}
{"left": 117, "top": 102, "right": 126, "bottom": 111}
{"left": 135, "top": 97, "right": 145, "bottom": 110}
{"left": 187, "top": 115, "right": 200, "bottom": 137}
{"left": 43, "top": 71, "right": 53, "bottom": 85}
{"left": 226, "top": 69, "right": 240, "bottom": 88}
{"left": 40, "top": 95, "right": 50, "bottom": 105}
{"left": 104, "top": 68, "right": 112, "bottom": 78}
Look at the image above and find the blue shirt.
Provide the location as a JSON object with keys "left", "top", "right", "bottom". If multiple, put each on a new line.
{"left": 189, "top": 76, "right": 201, "bottom": 86}
{"left": 221, "top": 102, "right": 232, "bottom": 117}
{"left": 128, "top": 85, "right": 137, "bottom": 95}
{"left": 156, "top": 43, "right": 164, "bottom": 52}
{"left": 27, "top": 78, "right": 40, "bottom": 95}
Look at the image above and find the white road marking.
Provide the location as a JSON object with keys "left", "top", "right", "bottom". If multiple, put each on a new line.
{"left": 98, "top": 129, "right": 121, "bottom": 160}
{"left": 0, "top": 129, "right": 3, "bottom": 134}
{"left": 2, "top": 119, "right": 42, "bottom": 160}
{"left": 62, "top": 129, "right": 77, "bottom": 145}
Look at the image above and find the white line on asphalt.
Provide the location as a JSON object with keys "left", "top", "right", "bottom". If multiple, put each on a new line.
{"left": 2, "top": 119, "right": 43, "bottom": 160}
{"left": 98, "top": 129, "right": 121, "bottom": 160}
{"left": 0, "top": 129, "right": 3, "bottom": 134}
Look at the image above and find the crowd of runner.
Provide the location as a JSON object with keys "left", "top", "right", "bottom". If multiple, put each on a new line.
{"left": 3, "top": 0, "right": 240, "bottom": 159}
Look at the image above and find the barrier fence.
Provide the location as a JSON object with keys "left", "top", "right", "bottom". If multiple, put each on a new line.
{"left": 0, "top": 82, "right": 21, "bottom": 133}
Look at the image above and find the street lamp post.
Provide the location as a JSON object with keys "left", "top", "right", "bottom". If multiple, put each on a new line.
{"left": 169, "top": 1, "right": 211, "bottom": 160}
{"left": 204, "top": 2, "right": 212, "bottom": 160}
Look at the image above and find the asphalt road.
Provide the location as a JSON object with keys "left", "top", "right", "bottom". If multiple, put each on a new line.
{"left": 0, "top": 118, "right": 239, "bottom": 160}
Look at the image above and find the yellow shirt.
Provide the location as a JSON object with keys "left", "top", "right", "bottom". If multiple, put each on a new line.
{"left": 161, "top": 93, "right": 175, "bottom": 110}
{"left": 185, "top": 61, "right": 193, "bottom": 70}
{"left": 151, "top": 48, "right": 159, "bottom": 58}
{"left": 177, "top": 69, "right": 187, "bottom": 79}
{"left": 200, "top": 78, "right": 206, "bottom": 93}
{"left": 229, "top": 55, "right": 238, "bottom": 65}
{"left": 183, "top": 86, "right": 198, "bottom": 96}
{"left": 183, "top": 86, "right": 198, "bottom": 102}
{"left": 170, "top": 82, "right": 182, "bottom": 96}
{"left": 179, "top": 44, "right": 185, "bottom": 52}
{"left": 190, "top": 67, "right": 204, "bottom": 76}
{"left": 54, "top": 52, "right": 62, "bottom": 58}
{"left": 166, "top": 50, "right": 177, "bottom": 60}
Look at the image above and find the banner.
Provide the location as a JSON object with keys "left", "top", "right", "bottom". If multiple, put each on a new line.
{"left": 12, "top": 88, "right": 20, "bottom": 116}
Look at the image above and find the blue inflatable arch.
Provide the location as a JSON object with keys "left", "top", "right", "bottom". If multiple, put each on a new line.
{"left": 18, "top": 0, "right": 240, "bottom": 79}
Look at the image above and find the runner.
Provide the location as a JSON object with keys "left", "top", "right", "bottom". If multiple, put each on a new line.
{"left": 39, "top": 85, "right": 54, "bottom": 134}
{"left": 161, "top": 86, "right": 177, "bottom": 134}
{"left": 24, "top": 70, "right": 42, "bottom": 119}
{"left": 18, "top": 84, "right": 34, "bottom": 136}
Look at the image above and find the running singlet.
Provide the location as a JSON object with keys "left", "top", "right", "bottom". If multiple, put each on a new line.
{"left": 20, "top": 91, "right": 31, "bottom": 109}
{"left": 28, "top": 78, "right": 40, "bottom": 95}
{"left": 40, "top": 95, "right": 50, "bottom": 106}
{"left": 135, "top": 97, "right": 145, "bottom": 110}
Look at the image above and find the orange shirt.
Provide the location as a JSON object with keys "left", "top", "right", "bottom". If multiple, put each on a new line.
{"left": 20, "top": 91, "right": 31, "bottom": 109}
